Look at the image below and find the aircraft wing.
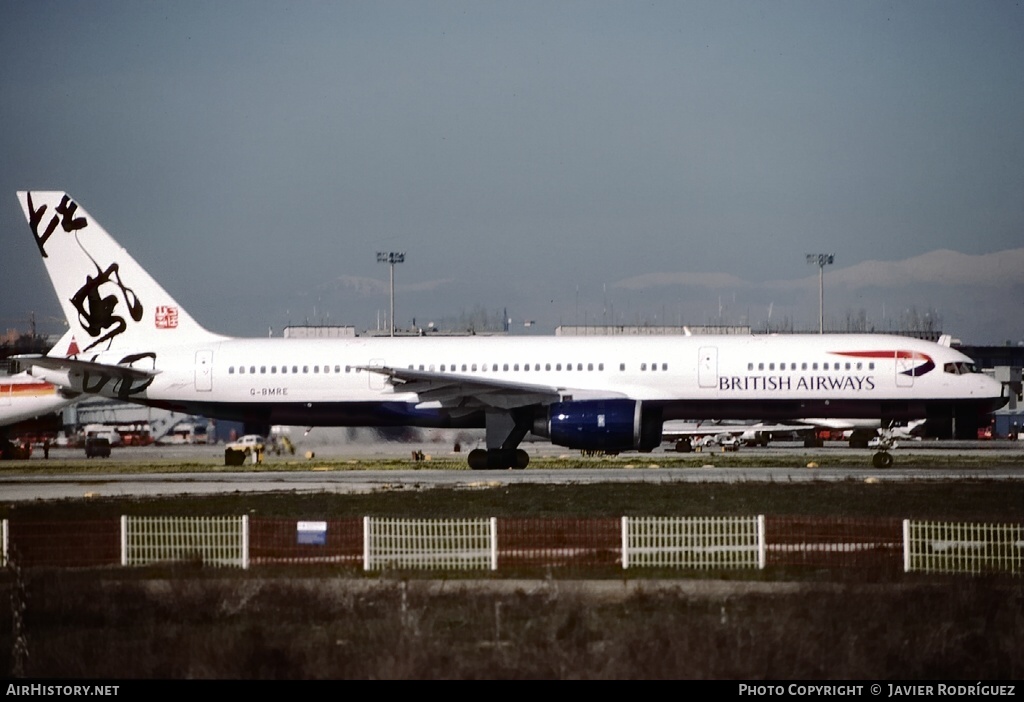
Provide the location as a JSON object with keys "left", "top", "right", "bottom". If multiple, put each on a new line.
{"left": 359, "top": 365, "right": 626, "bottom": 411}
{"left": 742, "top": 421, "right": 821, "bottom": 435}
{"left": 797, "top": 418, "right": 880, "bottom": 431}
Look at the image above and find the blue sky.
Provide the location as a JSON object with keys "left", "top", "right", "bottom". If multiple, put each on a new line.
{"left": 2, "top": 1, "right": 1022, "bottom": 343}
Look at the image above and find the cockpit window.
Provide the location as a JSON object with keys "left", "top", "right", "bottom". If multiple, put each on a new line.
{"left": 943, "top": 361, "right": 979, "bottom": 375}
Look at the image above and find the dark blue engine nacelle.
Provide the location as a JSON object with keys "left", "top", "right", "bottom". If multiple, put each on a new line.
{"left": 537, "top": 399, "right": 663, "bottom": 452}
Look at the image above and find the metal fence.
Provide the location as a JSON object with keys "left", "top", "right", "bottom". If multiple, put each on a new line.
{"left": 765, "top": 515, "right": 904, "bottom": 571}
{"left": 623, "top": 516, "right": 765, "bottom": 569}
{"left": 498, "top": 517, "right": 621, "bottom": 570}
{"left": 364, "top": 517, "right": 498, "bottom": 571}
{"left": 248, "top": 517, "right": 363, "bottom": 566}
{"left": 122, "top": 516, "right": 249, "bottom": 569}
{"left": 903, "top": 519, "right": 1023, "bottom": 575}
{"left": 2, "top": 519, "right": 121, "bottom": 568}
{"left": 2, "top": 515, "right": 1021, "bottom": 576}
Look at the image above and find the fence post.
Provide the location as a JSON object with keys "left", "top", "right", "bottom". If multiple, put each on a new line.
{"left": 490, "top": 517, "right": 498, "bottom": 571}
{"left": 120, "top": 515, "right": 128, "bottom": 567}
{"left": 363, "top": 516, "right": 371, "bottom": 571}
{"left": 757, "top": 515, "right": 766, "bottom": 569}
{"left": 902, "top": 519, "right": 911, "bottom": 573}
{"left": 241, "top": 515, "right": 249, "bottom": 570}
{"left": 621, "top": 516, "right": 629, "bottom": 569}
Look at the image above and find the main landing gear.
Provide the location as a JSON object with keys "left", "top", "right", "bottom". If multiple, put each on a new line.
{"left": 468, "top": 447, "right": 530, "bottom": 470}
{"left": 468, "top": 408, "right": 533, "bottom": 470}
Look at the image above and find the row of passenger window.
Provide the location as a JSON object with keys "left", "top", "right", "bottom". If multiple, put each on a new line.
{"left": 227, "top": 360, "right": 884, "bottom": 376}
{"left": 747, "top": 361, "right": 876, "bottom": 372}
{"left": 229, "top": 364, "right": 342, "bottom": 375}
{"left": 226, "top": 361, "right": 672, "bottom": 375}
{"left": 409, "top": 362, "right": 669, "bottom": 372}
{"left": 415, "top": 362, "right": 606, "bottom": 372}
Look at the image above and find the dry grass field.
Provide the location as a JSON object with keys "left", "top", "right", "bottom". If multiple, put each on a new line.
{"left": 2, "top": 569, "right": 1021, "bottom": 679}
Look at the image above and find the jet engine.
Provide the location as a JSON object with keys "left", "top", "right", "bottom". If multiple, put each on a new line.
{"left": 533, "top": 399, "right": 662, "bottom": 452}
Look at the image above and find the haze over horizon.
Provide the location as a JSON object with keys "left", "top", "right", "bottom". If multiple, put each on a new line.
{"left": 2, "top": 2, "right": 1022, "bottom": 345}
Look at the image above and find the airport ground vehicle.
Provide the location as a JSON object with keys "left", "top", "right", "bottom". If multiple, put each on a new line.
{"left": 0, "top": 438, "right": 32, "bottom": 460}
{"left": 224, "top": 434, "right": 266, "bottom": 465}
{"left": 703, "top": 433, "right": 741, "bottom": 450}
{"left": 84, "top": 437, "right": 111, "bottom": 458}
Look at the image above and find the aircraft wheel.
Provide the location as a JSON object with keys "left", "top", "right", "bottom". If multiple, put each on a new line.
{"left": 675, "top": 439, "right": 692, "bottom": 453}
{"left": 872, "top": 451, "right": 893, "bottom": 469}
{"left": 514, "top": 449, "right": 529, "bottom": 469}
{"left": 468, "top": 449, "right": 489, "bottom": 470}
{"left": 468, "top": 448, "right": 529, "bottom": 470}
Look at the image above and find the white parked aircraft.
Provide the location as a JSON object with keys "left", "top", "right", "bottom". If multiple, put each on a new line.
{"left": 662, "top": 417, "right": 928, "bottom": 451}
{"left": 0, "top": 370, "right": 78, "bottom": 427}
{"left": 15, "top": 191, "right": 1007, "bottom": 469}
{"left": 661, "top": 419, "right": 792, "bottom": 449}
{"left": 800, "top": 417, "right": 928, "bottom": 447}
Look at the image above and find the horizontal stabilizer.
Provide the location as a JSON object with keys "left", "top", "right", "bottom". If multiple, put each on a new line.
{"left": 15, "top": 354, "right": 159, "bottom": 380}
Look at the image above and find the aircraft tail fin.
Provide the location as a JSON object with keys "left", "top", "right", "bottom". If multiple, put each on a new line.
{"left": 17, "top": 191, "right": 223, "bottom": 356}
{"left": 45, "top": 328, "right": 79, "bottom": 360}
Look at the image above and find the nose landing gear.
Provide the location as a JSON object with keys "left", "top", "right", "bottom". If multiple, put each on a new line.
{"left": 870, "top": 428, "right": 898, "bottom": 469}
{"left": 871, "top": 451, "right": 893, "bottom": 469}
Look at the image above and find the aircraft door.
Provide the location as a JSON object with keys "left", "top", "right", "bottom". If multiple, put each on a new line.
{"left": 698, "top": 346, "right": 718, "bottom": 389}
{"left": 195, "top": 350, "right": 213, "bottom": 392}
{"left": 896, "top": 352, "right": 914, "bottom": 388}
{"left": 368, "top": 358, "right": 387, "bottom": 391}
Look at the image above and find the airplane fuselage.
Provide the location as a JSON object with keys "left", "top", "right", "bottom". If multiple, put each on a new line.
{"left": 34, "top": 333, "right": 1004, "bottom": 432}
{"left": 0, "top": 373, "right": 77, "bottom": 427}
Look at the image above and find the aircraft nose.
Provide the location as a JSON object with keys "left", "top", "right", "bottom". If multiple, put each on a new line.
{"left": 990, "top": 377, "right": 1010, "bottom": 411}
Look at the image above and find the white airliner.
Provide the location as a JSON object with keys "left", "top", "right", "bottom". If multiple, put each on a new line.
{"left": 15, "top": 191, "right": 1007, "bottom": 469}
{"left": 662, "top": 417, "right": 927, "bottom": 450}
{"left": 0, "top": 370, "right": 78, "bottom": 427}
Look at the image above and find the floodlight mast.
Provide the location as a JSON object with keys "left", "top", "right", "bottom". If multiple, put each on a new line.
{"left": 806, "top": 253, "right": 834, "bottom": 334}
{"left": 376, "top": 251, "right": 405, "bottom": 337}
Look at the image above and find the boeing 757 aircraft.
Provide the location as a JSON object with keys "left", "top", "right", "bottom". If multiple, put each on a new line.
{"left": 15, "top": 191, "right": 1006, "bottom": 469}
